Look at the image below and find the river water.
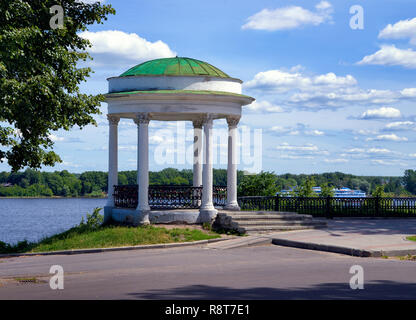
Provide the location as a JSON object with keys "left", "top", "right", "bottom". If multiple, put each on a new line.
{"left": 0, "top": 198, "right": 107, "bottom": 244}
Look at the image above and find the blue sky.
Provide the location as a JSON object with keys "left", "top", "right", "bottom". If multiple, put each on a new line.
{"left": 3, "top": 0, "right": 416, "bottom": 176}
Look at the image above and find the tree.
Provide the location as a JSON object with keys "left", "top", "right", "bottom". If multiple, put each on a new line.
{"left": 320, "top": 183, "right": 334, "bottom": 197}
{"left": 238, "top": 172, "right": 278, "bottom": 197}
{"left": 404, "top": 170, "right": 416, "bottom": 194}
{"left": 372, "top": 185, "right": 385, "bottom": 198}
{"left": 297, "top": 177, "right": 317, "bottom": 197}
{"left": 0, "top": 1, "right": 115, "bottom": 171}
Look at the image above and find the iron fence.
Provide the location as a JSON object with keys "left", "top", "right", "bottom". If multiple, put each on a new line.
{"left": 113, "top": 185, "right": 226, "bottom": 209}
{"left": 238, "top": 195, "right": 416, "bottom": 218}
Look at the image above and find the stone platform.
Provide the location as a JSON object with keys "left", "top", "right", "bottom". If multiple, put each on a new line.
{"left": 108, "top": 207, "right": 215, "bottom": 225}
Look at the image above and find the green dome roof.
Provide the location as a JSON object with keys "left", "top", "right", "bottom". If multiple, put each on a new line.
{"left": 120, "top": 57, "right": 231, "bottom": 78}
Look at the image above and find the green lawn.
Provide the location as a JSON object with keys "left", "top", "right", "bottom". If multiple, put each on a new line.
{"left": 0, "top": 225, "right": 220, "bottom": 254}
{"left": 406, "top": 236, "right": 416, "bottom": 242}
{"left": 0, "top": 208, "right": 221, "bottom": 254}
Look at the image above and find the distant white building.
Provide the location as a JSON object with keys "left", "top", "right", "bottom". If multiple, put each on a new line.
{"left": 279, "top": 186, "right": 366, "bottom": 198}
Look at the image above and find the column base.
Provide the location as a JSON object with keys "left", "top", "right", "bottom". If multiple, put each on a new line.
{"left": 103, "top": 206, "right": 113, "bottom": 224}
{"left": 224, "top": 203, "right": 241, "bottom": 211}
{"left": 136, "top": 208, "right": 150, "bottom": 225}
{"left": 198, "top": 208, "right": 218, "bottom": 223}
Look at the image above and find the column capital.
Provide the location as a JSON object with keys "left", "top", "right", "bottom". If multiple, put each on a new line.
{"left": 107, "top": 114, "right": 120, "bottom": 125}
{"left": 134, "top": 113, "right": 150, "bottom": 125}
{"left": 226, "top": 116, "right": 240, "bottom": 128}
{"left": 192, "top": 117, "right": 205, "bottom": 129}
{"left": 202, "top": 114, "right": 215, "bottom": 128}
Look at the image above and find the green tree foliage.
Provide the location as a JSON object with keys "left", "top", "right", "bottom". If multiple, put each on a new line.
{"left": 320, "top": 183, "right": 334, "bottom": 197}
{"left": 237, "top": 172, "right": 278, "bottom": 196}
{"left": 404, "top": 170, "right": 416, "bottom": 194}
{"left": 0, "top": 1, "right": 115, "bottom": 171}
{"left": 0, "top": 168, "right": 415, "bottom": 198}
{"left": 372, "top": 185, "right": 385, "bottom": 198}
{"left": 297, "top": 177, "right": 317, "bottom": 197}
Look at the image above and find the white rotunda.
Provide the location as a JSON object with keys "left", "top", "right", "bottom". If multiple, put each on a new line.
{"left": 104, "top": 57, "right": 255, "bottom": 225}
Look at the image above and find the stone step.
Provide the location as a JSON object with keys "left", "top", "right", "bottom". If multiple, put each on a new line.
{"left": 214, "top": 210, "right": 327, "bottom": 235}
{"left": 235, "top": 220, "right": 326, "bottom": 226}
{"left": 228, "top": 214, "right": 313, "bottom": 221}
{"left": 243, "top": 225, "right": 327, "bottom": 234}
{"left": 223, "top": 211, "right": 310, "bottom": 216}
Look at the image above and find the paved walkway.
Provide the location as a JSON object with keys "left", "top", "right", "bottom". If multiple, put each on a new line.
{"left": 269, "top": 219, "right": 416, "bottom": 257}
{"left": 2, "top": 244, "right": 416, "bottom": 299}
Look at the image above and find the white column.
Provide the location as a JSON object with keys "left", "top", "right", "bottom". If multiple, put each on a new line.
{"left": 225, "top": 116, "right": 240, "bottom": 210}
{"left": 134, "top": 113, "right": 150, "bottom": 224}
{"left": 192, "top": 118, "right": 204, "bottom": 187}
{"left": 200, "top": 115, "right": 217, "bottom": 222}
{"left": 104, "top": 115, "right": 119, "bottom": 224}
{"left": 106, "top": 115, "right": 120, "bottom": 207}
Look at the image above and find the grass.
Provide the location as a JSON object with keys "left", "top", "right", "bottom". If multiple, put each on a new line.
{"left": 0, "top": 225, "right": 220, "bottom": 254}
{"left": 398, "top": 254, "right": 416, "bottom": 261}
{"left": 13, "top": 277, "right": 44, "bottom": 284}
{"left": 406, "top": 236, "right": 416, "bottom": 242}
{"left": 0, "top": 208, "right": 220, "bottom": 254}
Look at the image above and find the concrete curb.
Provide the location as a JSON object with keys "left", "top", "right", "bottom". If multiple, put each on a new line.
{"left": 0, "top": 237, "right": 230, "bottom": 258}
{"left": 207, "top": 236, "right": 273, "bottom": 249}
{"left": 271, "top": 238, "right": 416, "bottom": 257}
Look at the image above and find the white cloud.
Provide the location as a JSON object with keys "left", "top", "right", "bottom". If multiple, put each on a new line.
{"left": 384, "top": 121, "right": 414, "bottom": 131}
{"left": 245, "top": 69, "right": 356, "bottom": 92}
{"left": 345, "top": 148, "right": 365, "bottom": 154}
{"left": 119, "top": 145, "right": 137, "bottom": 151}
{"left": 360, "top": 107, "right": 401, "bottom": 119}
{"left": 49, "top": 134, "right": 65, "bottom": 142}
{"left": 379, "top": 17, "right": 416, "bottom": 45}
{"left": 79, "top": 30, "right": 176, "bottom": 66}
{"left": 345, "top": 147, "right": 395, "bottom": 155}
{"left": 246, "top": 100, "right": 284, "bottom": 113}
{"left": 276, "top": 143, "right": 319, "bottom": 152}
{"left": 367, "top": 148, "right": 395, "bottom": 155}
{"left": 242, "top": 55, "right": 416, "bottom": 114}
{"left": 324, "top": 158, "right": 349, "bottom": 163}
{"left": 305, "top": 130, "right": 325, "bottom": 136}
{"left": 358, "top": 45, "right": 416, "bottom": 69}
{"left": 371, "top": 159, "right": 407, "bottom": 166}
{"left": 243, "top": 66, "right": 414, "bottom": 109}
{"left": 366, "top": 134, "right": 408, "bottom": 142}
{"left": 276, "top": 142, "right": 329, "bottom": 156}
{"left": 270, "top": 126, "right": 299, "bottom": 135}
{"left": 356, "top": 129, "right": 378, "bottom": 135}
{"left": 269, "top": 124, "right": 324, "bottom": 137}
{"left": 242, "top": 1, "right": 333, "bottom": 31}
{"left": 149, "top": 136, "right": 165, "bottom": 144}
{"left": 61, "top": 161, "right": 81, "bottom": 168}
{"left": 401, "top": 88, "right": 416, "bottom": 98}
{"left": 279, "top": 154, "right": 315, "bottom": 160}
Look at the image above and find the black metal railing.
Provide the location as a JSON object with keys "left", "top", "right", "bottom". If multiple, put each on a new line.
{"left": 238, "top": 195, "right": 416, "bottom": 218}
{"left": 113, "top": 185, "right": 227, "bottom": 209}
{"left": 149, "top": 185, "right": 202, "bottom": 210}
{"left": 213, "top": 186, "right": 227, "bottom": 206}
{"left": 113, "top": 185, "right": 138, "bottom": 209}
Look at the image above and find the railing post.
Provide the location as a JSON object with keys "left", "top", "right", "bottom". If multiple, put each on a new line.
{"left": 326, "top": 196, "right": 332, "bottom": 219}
{"left": 375, "top": 195, "right": 380, "bottom": 216}
{"left": 275, "top": 194, "right": 280, "bottom": 212}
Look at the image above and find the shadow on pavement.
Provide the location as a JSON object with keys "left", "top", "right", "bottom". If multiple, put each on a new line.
{"left": 322, "top": 219, "right": 416, "bottom": 236}
{"left": 128, "top": 280, "right": 416, "bottom": 300}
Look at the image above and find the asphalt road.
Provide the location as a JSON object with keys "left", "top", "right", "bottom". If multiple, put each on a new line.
{"left": 0, "top": 244, "right": 415, "bottom": 299}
